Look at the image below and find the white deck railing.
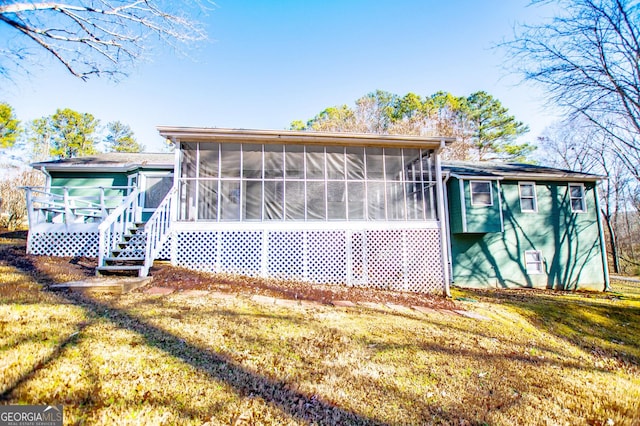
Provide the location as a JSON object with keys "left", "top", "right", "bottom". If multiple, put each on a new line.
{"left": 141, "top": 185, "right": 177, "bottom": 277}
{"left": 97, "top": 189, "right": 141, "bottom": 268}
{"left": 23, "top": 186, "right": 136, "bottom": 226}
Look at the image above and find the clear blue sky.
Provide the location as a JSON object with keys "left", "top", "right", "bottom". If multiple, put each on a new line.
{"left": 2, "top": 0, "right": 558, "bottom": 153}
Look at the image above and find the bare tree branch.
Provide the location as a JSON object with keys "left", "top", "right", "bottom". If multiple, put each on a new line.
{"left": 0, "top": 1, "right": 214, "bottom": 80}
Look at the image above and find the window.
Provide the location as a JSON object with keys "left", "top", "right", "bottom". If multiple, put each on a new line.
{"left": 519, "top": 182, "right": 537, "bottom": 212}
{"left": 524, "top": 250, "right": 544, "bottom": 274}
{"left": 569, "top": 183, "right": 586, "bottom": 212}
{"left": 470, "top": 181, "right": 493, "bottom": 206}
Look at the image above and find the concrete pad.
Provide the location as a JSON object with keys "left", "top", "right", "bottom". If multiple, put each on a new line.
{"left": 209, "top": 291, "right": 237, "bottom": 299}
{"left": 386, "top": 303, "right": 415, "bottom": 314}
{"left": 412, "top": 305, "right": 439, "bottom": 315}
{"left": 144, "top": 286, "right": 175, "bottom": 296}
{"left": 251, "top": 294, "right": 276, "bottom": 304}
{"left": 454, "top": 310, "right": 492, "bottom": 321}
{"left": 436, "top": 309, "right": 459, "bottom": 317}
{"left": 49, "top": 277, "right": 152, "bottom": 294}
{"left": 333, "top": 300, "right": 357, "bottom": 308}
{"left": 358, "top": 302, "right": 388, "bottom": 310}
{"left": 274, "top": 298, "right": 300, "bottom": 307}
{"left": 179, "top": 290, "right": 210, "bottom": 297}
{"left": 298, "top": 300, "right": 324, "bottom": 308}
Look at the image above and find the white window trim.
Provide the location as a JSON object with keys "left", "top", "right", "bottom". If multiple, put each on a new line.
{"left": 569, "top": 183, "right": 587, "bottom": 213}
{"left": 470, "top": 180, "right": 493, "bottom": 207}
{"left": 524, "top": 250, "right": 544, "bottom": 275}
{"left": 518, "top": 182, "right": 538, "bottom": 213}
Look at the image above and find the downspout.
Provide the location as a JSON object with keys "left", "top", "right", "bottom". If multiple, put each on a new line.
{"left": 594, "top": 183, "right": 611, "bottom": 291}
{"left": 434, "top": 140, "right": 452, "bottom": 297}
{"left": 442, "top": 172, "right": 453, "bottom": 290}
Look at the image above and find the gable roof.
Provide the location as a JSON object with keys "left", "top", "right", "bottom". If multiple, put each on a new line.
{"left": 442, "top": 161, "right": 603, "bottom": 182}
{"left": 31, "top": 153, "right": 175, "bottom": 172}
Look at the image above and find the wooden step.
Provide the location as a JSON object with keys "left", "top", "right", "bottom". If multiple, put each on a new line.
{"left": 105, "top": 256, "right": 145, "bottom": 262}
{"left": 96, "top": 265, "right": 143, "bottom": 277}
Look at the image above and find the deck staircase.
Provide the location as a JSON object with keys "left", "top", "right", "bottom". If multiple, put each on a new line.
{"left": 96, "top": 221, "right": 148, "bottom": 277}
{"left": 97, "top": 185, "right": 177, "bottom": 278}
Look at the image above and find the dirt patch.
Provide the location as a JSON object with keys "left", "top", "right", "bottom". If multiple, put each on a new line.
{"left": 0, "top": 235, "right": 456, "bottom": 310}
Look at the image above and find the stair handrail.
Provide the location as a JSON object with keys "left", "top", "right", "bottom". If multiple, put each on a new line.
{"left": 141, "top": 185, "right": 178, "bottom": 277}
{"left": 98, "top": 188, "right": 141, "bottom": 268}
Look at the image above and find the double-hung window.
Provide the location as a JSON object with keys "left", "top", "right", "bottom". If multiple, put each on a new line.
{"left": 519, "top": 182, "right": 537, "bottom": 212}
{"left": 569, "top": 183, "right": 586, "bottom": 213}
{"left": 470, "top": 181, "right": 493, "bottom": 206}
{"left": 524, "top": 250, "right": 544, "bottom": 274}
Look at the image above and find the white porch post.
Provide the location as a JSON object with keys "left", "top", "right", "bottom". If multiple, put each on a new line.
{"left": 434, "top": 141, "right": 451, "bottom": 297}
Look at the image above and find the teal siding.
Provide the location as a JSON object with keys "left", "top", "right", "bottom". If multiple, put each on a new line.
{"left": 448, "top": 178, "right": 502, "bottom": 233}
{"left": 50, "top": 172, "right": 131, "bottom": 208}
{"left": 449, "top": 179, "right": 606, "bottom": 290}
{"left": 462, "top": 180, "right": 502, "bottom": 233}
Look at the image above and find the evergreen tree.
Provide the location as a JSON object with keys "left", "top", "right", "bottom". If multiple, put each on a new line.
{"left": 106, "top": 121, "right": 143, "bottom": 152}
{"left": 0, "top": 102, "right": 21, "bottom": 148}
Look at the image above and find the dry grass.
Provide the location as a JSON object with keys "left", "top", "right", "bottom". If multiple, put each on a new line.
{"left": 1, "top": 234, "right": 639, "bottom": 425}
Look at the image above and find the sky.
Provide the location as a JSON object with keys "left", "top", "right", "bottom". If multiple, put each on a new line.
{"left": 2, "top": 0, "right": 559, "bottom": 155}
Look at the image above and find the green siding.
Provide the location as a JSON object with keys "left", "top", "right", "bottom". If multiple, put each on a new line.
{"left": 50, "top": 172, "right": 131, "bottom": 208}
{"left": 448, "top": 179, "right": 606, "bottom": 290}
{"left": 448, "top": 178, "right": 502, "bottom": 233}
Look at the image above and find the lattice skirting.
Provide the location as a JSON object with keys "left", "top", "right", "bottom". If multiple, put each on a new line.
{"left": 173, "top": 228, "right": 445, "bottom": 293}
{"left": 28, "top": 231, "right": 172, "bottom": 260}
{"left": 28, "top": 231, "right": 99, "bottom": 257}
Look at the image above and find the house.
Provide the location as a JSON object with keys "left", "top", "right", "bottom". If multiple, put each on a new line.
{"left": 23, "top": 127, "right": 609, "bottom": 293}
{"left": 443, "top": 162, "right": 609, "bottom": 291}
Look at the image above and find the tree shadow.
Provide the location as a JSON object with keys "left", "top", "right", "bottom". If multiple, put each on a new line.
{"left": 456, "top": 287, "right": 640, "bottom": 370}
{"left": 1, "top": 255, "right": 388, "bottom": 425}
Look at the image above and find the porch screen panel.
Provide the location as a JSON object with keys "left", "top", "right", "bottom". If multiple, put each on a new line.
{"left": 306, "top": 181, "right": 326, "bottom": 220}
{"left": 178, "top": 143, "right": 438, "bottom": 222}
{"left": 347, "top": 181, "right": 366, "bottom": 220}
{"left": 198, "top": 180, "right": 218, "bottom": 220}
{"left": 199, "top": 143, "right": 219, "bottom": 177}
{"left": 182, "top": 143, "right": 198, "bottom": 178}
{"left": 220, "top": 180, "right": 241, "bottom": 221}
{"left": 243, "top": 144, "right": 263, "bottom": 220}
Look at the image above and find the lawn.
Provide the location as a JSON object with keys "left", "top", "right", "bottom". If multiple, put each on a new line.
{"left": 1, "top": 234, "right": 639, "bottom": 425}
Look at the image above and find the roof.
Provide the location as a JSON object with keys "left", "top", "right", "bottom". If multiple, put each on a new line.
{"left": 442, "top": 161, "right": 603, "bottom": 182}
{"left": 157, "top": 126, "right": 456, "bottom": 149}
{"left": 31, "top": 152, "right": 174, "bottom": 172}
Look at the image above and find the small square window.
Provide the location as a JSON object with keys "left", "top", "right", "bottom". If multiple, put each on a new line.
{"left": 525, "top": 250, "right": 544, "bottom": 274}
{"left": 470, "top": 181, "right": 493, "bottom": 206}
{"left": 519, "top": 182, "right": 537, "bottom": 212}
{"left": 569, "top": 183, "right": 586, "bottom": 212}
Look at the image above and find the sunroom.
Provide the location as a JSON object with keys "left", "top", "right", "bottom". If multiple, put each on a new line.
{"left": 160, "top": 127, "right": 453, "bottom": 294}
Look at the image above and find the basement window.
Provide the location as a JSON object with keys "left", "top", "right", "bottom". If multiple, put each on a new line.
{"left": 524, "top": 250, "right": 544, "bottom": 274}
{"left": 470, "top": 181, "right": 493, "bottom": 206}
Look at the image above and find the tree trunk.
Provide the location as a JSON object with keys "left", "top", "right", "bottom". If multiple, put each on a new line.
{"left": 603, "top": 212, "right": 620, "bottom": 274}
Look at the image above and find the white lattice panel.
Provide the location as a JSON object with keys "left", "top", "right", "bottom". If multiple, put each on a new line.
{"left": 365, "top": 230, "right": 405, "bottom": 291}
{"left": 404, "top": 229, "right": 444, "bottom": 293}
{"left": 307, "top": 231, "right": 347, "bottom": 284}
{"left": 175, "top": 231, "right": 218, "bottom": 272}
{"left": 28, "top": 232, "right": 98, "bottom": 257}
{"left": 172, "top": 227, "right": 445, "bottom": 293}
{"left": 267, "top": 231, "right": 305, "bottom": 280}
{"left": 220, "top": 231, "right": 262, "bottom": 276}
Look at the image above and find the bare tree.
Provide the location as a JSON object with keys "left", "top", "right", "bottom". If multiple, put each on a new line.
{"left": 0, "top": 1, "right": 213, "bottom": 80}
{"left": 538, "top": 117, "right": 638, "bottom": 274}
{"left": 506, "top": 0, "right": 640, "bottom": 180}
{"left": 0, "top": 169, "right": 44, "bottom": 230}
